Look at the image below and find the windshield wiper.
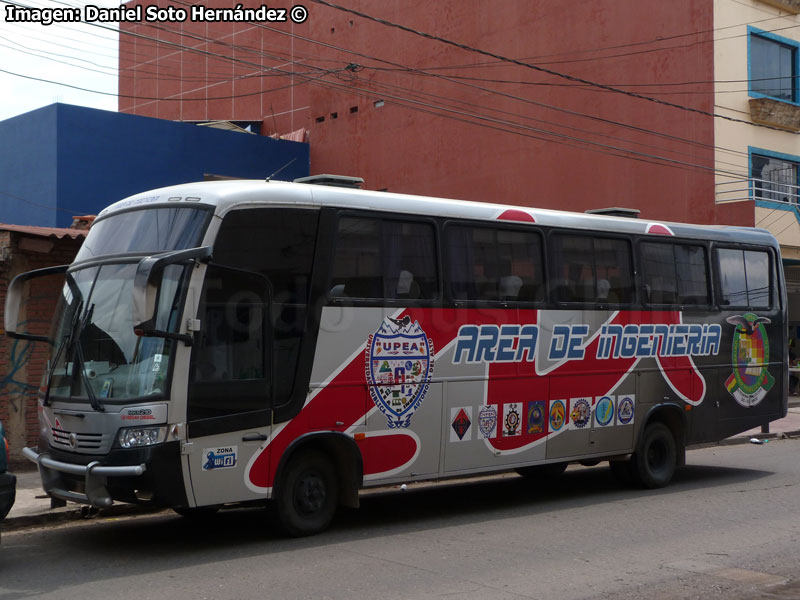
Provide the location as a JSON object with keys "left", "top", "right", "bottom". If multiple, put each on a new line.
{"left": 43, "top": 334, "right": 69, "bottom": 407}
{"left": 71, "top": 303, "right": 104, "bottom": 412}
{"left": 43, "top": 296, "right": 83, "bottom": 407}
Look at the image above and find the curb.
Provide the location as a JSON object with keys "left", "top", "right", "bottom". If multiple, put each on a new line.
{"left": 689, "top": 429, "right": 800, "bottom": 449}
{"left": 722, "top": 429, "right": 800, "bottom": 445}
{"left": 2, "top": 503, "right": 167, "bottom": 533}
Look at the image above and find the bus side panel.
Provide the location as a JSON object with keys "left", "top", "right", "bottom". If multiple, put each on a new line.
{"left": 310, "top": 306, "right": 442, "bottom": 482}
{"left": 684, "top": 365, "right": 719, "bottom": 445}
{"left": 441, "top": 379, "right": 549, "bottom": 473}
{"left": 715, "top": 308, "right": 785, "bottom": 439}
{"left": 362, "top": 383, "right": 442, "bottom": 481}
{"left": 545, "top": 374, "right": 635, "bottom": 460}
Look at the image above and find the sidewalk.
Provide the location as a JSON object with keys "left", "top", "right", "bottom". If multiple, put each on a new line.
{"left": 4, "top": 399, "right": 800, "bottom": 532}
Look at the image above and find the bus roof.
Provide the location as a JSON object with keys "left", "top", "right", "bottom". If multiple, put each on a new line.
{"left": 99, "top": 179, "right": 777, "bottom": 246}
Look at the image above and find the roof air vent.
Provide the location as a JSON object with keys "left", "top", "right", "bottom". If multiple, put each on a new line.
{"left": 293, "top": 174, "right": 364, "bottom": 189}
{"left": 584, "top": 207, "right": 640, "bottom": 219}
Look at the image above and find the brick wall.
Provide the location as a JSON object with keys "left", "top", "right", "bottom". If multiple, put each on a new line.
{"left": 0, "top": 232, "right": 83, "bottom": 467}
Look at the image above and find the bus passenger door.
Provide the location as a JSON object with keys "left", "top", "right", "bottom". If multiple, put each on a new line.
{"left": 184, "top": 264, "right": 273, "bottom": 507}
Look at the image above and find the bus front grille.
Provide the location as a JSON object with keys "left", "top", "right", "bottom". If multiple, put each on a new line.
{"left": 51, "top": 428, "right": 106, "bottom": 452}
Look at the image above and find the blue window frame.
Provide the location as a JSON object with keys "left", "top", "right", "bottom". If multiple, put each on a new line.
{"left": 748, "top": 26, "right": 800, "bottom": 104}
{"left": 750, "top": 147, "right": 800, "bottom": 204}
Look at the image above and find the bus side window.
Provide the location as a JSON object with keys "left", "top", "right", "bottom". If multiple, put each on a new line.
{"left": 382, "top": 220, "right": 437, "bottom": 300}
{"left": 676, "top": 244, "right": 710, "bottom": 305}
{"left": 642, "top": 243, "right": 678, "bottom": 304}
{"left": 445, "top": 224, "right": 543, "bottom": 303}
{"left": 330, "top": 217, "right": 382, "bottom": 299}
{"left": 330, "top": 216, "right": 438, "bottom": 301}
{"left": 188, "top": 264, "right": 269, "bottom": 420}
{"left": 191, "top": 267, "right": 266, "bottom": 382}
{"left": 551, "top": 233, "right": 633, "bottom": 305}
{"left": 641, "top": 242, "right": 710, "bottom": 307}
{"left": 717, "top": 248, "right": 772, "bottom": 308}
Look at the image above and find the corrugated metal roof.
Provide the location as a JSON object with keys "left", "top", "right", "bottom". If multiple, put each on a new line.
{"left": 0, "top": 223, "right": 87, "bottom": 239}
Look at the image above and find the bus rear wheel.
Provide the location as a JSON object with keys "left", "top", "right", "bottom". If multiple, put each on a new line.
{"left": 631, "top": 422, "right": 677, "bottom": 489}
{"left": 275, "top": 451, "right": 339, "bottom": 537}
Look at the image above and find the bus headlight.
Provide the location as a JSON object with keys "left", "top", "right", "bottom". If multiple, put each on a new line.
{"left": 116, "top": 426, "right": 167, "bottom": 448}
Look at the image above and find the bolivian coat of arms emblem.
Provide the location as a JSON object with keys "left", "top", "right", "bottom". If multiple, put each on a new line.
{"left": 365, "top": 315, "right": 434, "bottom": 428}
{"left": 725, "top": 313, "right": 773, "bottom": 408}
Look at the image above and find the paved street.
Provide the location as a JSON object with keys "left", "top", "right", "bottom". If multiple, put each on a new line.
{"left": 2, "top": 439, "right": 800, "bottom": 600}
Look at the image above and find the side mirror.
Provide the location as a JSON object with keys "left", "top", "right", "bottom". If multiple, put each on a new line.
{"left": 132, "top": 246, "right": 212, "bottom": 343}
{"left": 4, "top": 265, "right": 68, "bottom": 343}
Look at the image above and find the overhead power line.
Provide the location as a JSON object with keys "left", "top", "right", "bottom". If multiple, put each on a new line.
{"left": 309, "top": 0, "right": 798, "bottom": 135}
{"left": 0, "top": 0, "right": 762, "bottom": 179}
{"left": 115, "top": 2, "right": 756, "bottom": 175}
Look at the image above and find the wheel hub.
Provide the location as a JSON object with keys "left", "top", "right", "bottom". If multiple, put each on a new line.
{"left": 295, "top": 472, "right": 326, "bottom": 514}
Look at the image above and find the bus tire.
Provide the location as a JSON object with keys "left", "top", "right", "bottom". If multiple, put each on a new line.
{"left": 516, "top": 462, "right": 568, "bottom": 479}
{"left": 275, "top": 450, "right": 339, "bottom": 537}
{"left": 632, "top": 422, "right": 677, "bottom": 489}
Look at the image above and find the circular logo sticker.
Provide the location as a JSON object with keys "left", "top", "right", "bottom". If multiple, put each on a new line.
{"left": 550, "top": 400, "right": 566, "bottom": 432}
{"left": 570, "top": 398, "right": 591, "bottom": 429}
{"left": 618, "top": 396, "right": 635, "bottom": 425}
{"left": 595, "top": 396, "right": 614, "bottom": 426}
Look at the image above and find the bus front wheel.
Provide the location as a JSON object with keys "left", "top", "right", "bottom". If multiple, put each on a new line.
{"left": 632, "top": 422, "right": 677, "bottom": 489}
{"left": 275, "top": 450, "right": 339, "bottom": 537}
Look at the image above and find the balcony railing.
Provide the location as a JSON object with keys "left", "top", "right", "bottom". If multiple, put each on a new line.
{"left": 716, "top": 177, "right": 800, "bottom": 204}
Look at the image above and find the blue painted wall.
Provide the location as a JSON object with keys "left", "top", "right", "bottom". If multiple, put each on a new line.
{"left": 0, "top": 105, "right": 59, "bottom": 226}
{"left": 0, "top": 104, "right": 309, "bottom": 227}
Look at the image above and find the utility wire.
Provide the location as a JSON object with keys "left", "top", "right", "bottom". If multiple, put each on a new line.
{"left": 0, "top": 0, "right": 760, "bottom": 177}
{"left": 309, "top": 0, "right": 797, "bottom": 134}
{"left": 115, "top": 5, "right": 757, "bottom": 172}
{"left": 237, "top": 18, "right": 753, "bottom": 162}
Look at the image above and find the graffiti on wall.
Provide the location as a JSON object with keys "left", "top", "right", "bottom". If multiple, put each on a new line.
{"left": 0, "top": 321, "right": 39, "bottom": 414}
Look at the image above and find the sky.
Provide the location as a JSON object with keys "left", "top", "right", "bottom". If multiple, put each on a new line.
{"left": 0, "top": 0, "right": 120, "bottom": 121}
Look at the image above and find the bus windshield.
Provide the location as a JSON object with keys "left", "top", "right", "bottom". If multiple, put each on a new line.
{"left": 74, "top": 206, "right": 210, "bottom": 263}
{"left": 46, "top": 262, "right": 185, "bottom": 402}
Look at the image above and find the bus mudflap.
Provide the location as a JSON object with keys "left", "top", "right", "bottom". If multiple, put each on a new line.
{"left": 22, "top": 446, "right": 146, "bottom": 508}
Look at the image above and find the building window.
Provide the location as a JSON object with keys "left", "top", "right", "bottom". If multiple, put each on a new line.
{"left": 750, "top": 29, "right": 798, "bottom": 103}
{"left": 752, "top": 151, "right": 799, "bottom": 204}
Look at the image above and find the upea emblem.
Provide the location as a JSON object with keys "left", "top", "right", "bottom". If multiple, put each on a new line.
{"left": 366, "top": 315, "right": 434, "bottom": 428}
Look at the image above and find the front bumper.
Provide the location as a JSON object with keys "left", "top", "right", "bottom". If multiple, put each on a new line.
{"left": 23, "top": 446, "right": 146, "bottom": 508}
{"left": 0, "top": 471, "right": 16, "bottom": 519}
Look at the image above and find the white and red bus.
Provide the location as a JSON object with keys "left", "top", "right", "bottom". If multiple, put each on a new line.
{"left": 7, "top": 177, "right": 787, "bottom": 535}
